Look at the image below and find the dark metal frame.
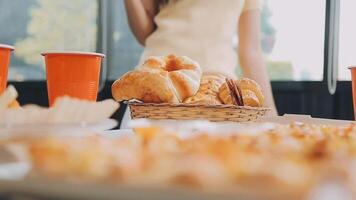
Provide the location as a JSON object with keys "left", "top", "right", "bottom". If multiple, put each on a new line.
{"left": 96, "top": 0, "right": 108, "bottom": 91}
{"left": 324, "top": 0, "right": 341, "bottom": 94}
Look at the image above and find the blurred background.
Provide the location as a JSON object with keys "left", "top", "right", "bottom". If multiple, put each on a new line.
{"left": 0, "top": 0, "right": 354, "bottom": 124}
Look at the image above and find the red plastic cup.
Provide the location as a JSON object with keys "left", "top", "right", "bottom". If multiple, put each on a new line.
{"left": 42, "top": 51, "right": 105, "bottom": 106}
{"left": 0, "top": 44, "right": 14, "bottom": 94}
{"left": 349, "top": 66, "right": 356, "bottom": 119}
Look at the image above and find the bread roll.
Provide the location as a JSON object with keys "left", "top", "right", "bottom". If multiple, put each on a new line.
{"left": 112, "top": 71, "right": 180, "bottom": 103}
{"left": 184, "top": 93, "right": 222, "bottom": 105}
{"left": 112, "top": 55, "right": 202, "bottom": 103}
{"left": 237, "top": 78, "right": 265, "bottom": 106}
{"left": 218, "top": 78, "right": 264, "bottom": 107}
{"left": 241, "top": 90, "right": 260, "bottom": 107}
{"left": 218, "top": 82, "right": 232, "bottom": 105}
{"left": 198, "top": 74, "right": 226, "bottom": 95}
{"left": 184, "top": 74, "right": 226, "bottom": 105}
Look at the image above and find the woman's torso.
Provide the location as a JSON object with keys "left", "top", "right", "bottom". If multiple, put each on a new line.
{"left": 140, "top": 0, "right": 258, "bottom": 78}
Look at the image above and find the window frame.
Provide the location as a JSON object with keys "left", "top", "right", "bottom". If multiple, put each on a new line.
{"left": 323, "top": 0, "right": 341, "bottom": 94}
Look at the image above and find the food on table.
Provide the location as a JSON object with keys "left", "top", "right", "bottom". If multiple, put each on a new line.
{"left": 13, "top": 122, "right": 356, "bottom": 199}
{"left": 112, "top": 54, "right": 202, "bottom": 103}
{"left": 219, "top": 78, "right": 264, "bottom": 107}
{"left": 183, "top": 74, "right": 225, "bottom": 105}
{"left": 0, "top": 93, "right": 119, "bottom": 125}
{"left": 238, "top": 78, "right": 265, "bottom": 105}
{"left": 221, "top": 78, "right": 244, "bottom": 106}
{"left": 111, "top": 54, "right": 266, "bottom": 109}
{"left": 24, "top": 136, "right": 142, "bottom": 181}
{"left": 49, "top": 96, "right": 119, "bottom": 123}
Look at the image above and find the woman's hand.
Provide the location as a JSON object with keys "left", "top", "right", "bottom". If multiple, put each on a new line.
{"left": 238, "top": 10, "right": 278, "bottom": 115}
{"left": 124, "top": 0, "right": 159, "bottom": 46}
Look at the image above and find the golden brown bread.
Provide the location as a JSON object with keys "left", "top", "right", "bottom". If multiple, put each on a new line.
{"left": 112, "top": 55, "right": 202, "bottom": 103}
{"left": 240, "top": 90, "right": 260, "bottom": 107}
{"left": 112, "top": 71, "right": 180, "bottom": 103}
{"left": 218, "top": 78, "right": 264, "bottom": 107}
{"left": 184, "top": 93, "right": 222, "bottom": 105}
{"left": 237, "top": 78, "right": 265, "bottom": 106}
{"left": 24, "top": 123, "right": 356, "bottom": 195}
{"left": 183, "top": 74, "right": 226, "bottom": 105}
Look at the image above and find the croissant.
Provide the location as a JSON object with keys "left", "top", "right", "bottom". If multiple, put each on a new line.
{"left": 112, "top": 55, "right": 202, "bottom": 103}
{"left": 218, "top": 78, "right": 264, "bottom": 107}
{"left": 184, "top": 74, "right": 226, "bottom": 105}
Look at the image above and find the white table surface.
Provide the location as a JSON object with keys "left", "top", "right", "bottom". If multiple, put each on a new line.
{"left": 103, "top": 129, "right": 135, "bottom": 138}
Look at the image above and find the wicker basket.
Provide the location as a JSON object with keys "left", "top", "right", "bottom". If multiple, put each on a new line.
{"left": 127, "top": 101, "right": 270, "bottom": 122}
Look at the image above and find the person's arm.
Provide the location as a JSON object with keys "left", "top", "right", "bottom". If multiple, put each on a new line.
{"left": 124, "top": 0, "right": 159, "bottom": 46}
{"left": 238, "top": 10, "right": 278, "bottom": 115}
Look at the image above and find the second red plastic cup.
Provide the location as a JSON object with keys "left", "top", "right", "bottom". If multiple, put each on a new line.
{"left": 0, "top": 44, "right": 14, "bottom": 94}
{"left": 42, "top": 52, "right": 105, "bottom": 106}
{"left": 349, "top": 66, "right": 356, "bottom": 120}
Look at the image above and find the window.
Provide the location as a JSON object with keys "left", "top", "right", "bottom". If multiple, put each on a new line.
{"left": 338, "top": 0, "right": 356, "bottom": 80}
{"left": 107, "top": 0, "right": 143, "bottom": 80}
{"left": 0, "top": 0, "right": 97, "bottom": 81}
{"left": 261, "top": 0, "right": 326, "bottom": 81}
{"left": 0, "top": 0, "right": 348, "bottom": 83}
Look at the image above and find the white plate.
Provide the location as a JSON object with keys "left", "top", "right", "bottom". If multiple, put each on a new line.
{"left": 102, "top": 129, "right": 135, "bottom": 138}
{"left": 0, "top": 119, "right": 118, "bottom": 138}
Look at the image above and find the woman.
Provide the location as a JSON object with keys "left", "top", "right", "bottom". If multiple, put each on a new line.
{"left": 121, "top": 0, "right": 277, "bottom": 128}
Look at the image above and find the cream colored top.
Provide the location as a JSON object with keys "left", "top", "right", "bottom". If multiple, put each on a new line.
{"left": 140, "top": 0, "right": 261, "bottom": 78}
